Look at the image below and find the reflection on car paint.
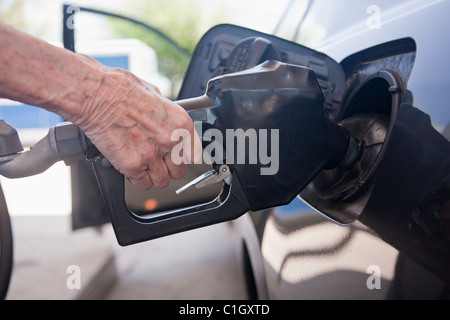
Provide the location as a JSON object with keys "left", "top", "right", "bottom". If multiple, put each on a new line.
{"left": 261, "top": 199, "right": 398, "bottom": 299}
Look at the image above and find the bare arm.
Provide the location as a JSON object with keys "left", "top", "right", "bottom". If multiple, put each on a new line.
{"left": 0, "top": 22, "right": 200, "bottom": 190}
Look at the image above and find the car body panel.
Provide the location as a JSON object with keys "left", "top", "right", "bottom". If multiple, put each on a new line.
{"left": 234, "top": 0, "right": 450, "bottom": 300}
{"left": 246, "top": 196, "right": 448, "bottom": 300}
{"left": 302, "top": 0, "right": 450, "bottom": 131}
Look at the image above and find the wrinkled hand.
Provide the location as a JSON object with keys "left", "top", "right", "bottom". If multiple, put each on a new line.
{"left": 75, "top": 67, "right": 202, "bottom": 190}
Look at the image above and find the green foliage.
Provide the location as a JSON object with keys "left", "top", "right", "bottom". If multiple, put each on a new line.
{"left": 0, "top": 0, "right": 26, "bottom": 30}
{"left": 107, "top": 0, "right": 212, "bottom": 95}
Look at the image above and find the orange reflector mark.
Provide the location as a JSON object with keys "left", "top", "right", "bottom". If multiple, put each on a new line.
{"left": 144, "top": 198, "right": 158, "bottom": 211}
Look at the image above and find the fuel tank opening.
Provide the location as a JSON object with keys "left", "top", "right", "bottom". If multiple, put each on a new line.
{"left": 300, "top": 69, "right": 403, "bottom": 225}
{"left": 339, "top": 72, "right": 399, "bottom": 119}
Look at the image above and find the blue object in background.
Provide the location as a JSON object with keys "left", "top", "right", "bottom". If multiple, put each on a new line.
{"left": 0, "top": 104, "right": 64, "bottom": 129}
{"left": 93, "top": 55, "right": 129, "bottom": 70}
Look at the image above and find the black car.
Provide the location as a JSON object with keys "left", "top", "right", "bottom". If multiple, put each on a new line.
{"left": 0, "top": 0, "right": 449, "bottom": 300}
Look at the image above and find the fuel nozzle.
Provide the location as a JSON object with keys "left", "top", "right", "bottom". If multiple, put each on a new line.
{"left": 89, "top": 60, "right": 356, "bottom": 245}
{"left": 0, "top": 60, "right": 355, "bottom": 246}
{"left": 201, "top": 60, "right": 353, "bottom": 210}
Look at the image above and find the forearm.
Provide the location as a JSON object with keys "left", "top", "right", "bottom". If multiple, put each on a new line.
{"left": 0, "top": 22, "right": 106, "bottom": 123}
{"left": 0, "top": 22, "right": 199, "bottom": 190}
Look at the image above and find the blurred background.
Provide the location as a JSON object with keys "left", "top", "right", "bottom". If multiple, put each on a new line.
{"left": 0, "top": 0, "right": 314, "bottom": 97}
{"left": 0, "top": 0, "right": 317, "bottom": 300}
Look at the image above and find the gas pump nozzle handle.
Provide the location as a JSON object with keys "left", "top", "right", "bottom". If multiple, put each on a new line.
{"left": 90, "top": 60, "right": 353, "bottom": 246}
{"left": 0, "top": 61, "right": 352, "bottom": 246}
